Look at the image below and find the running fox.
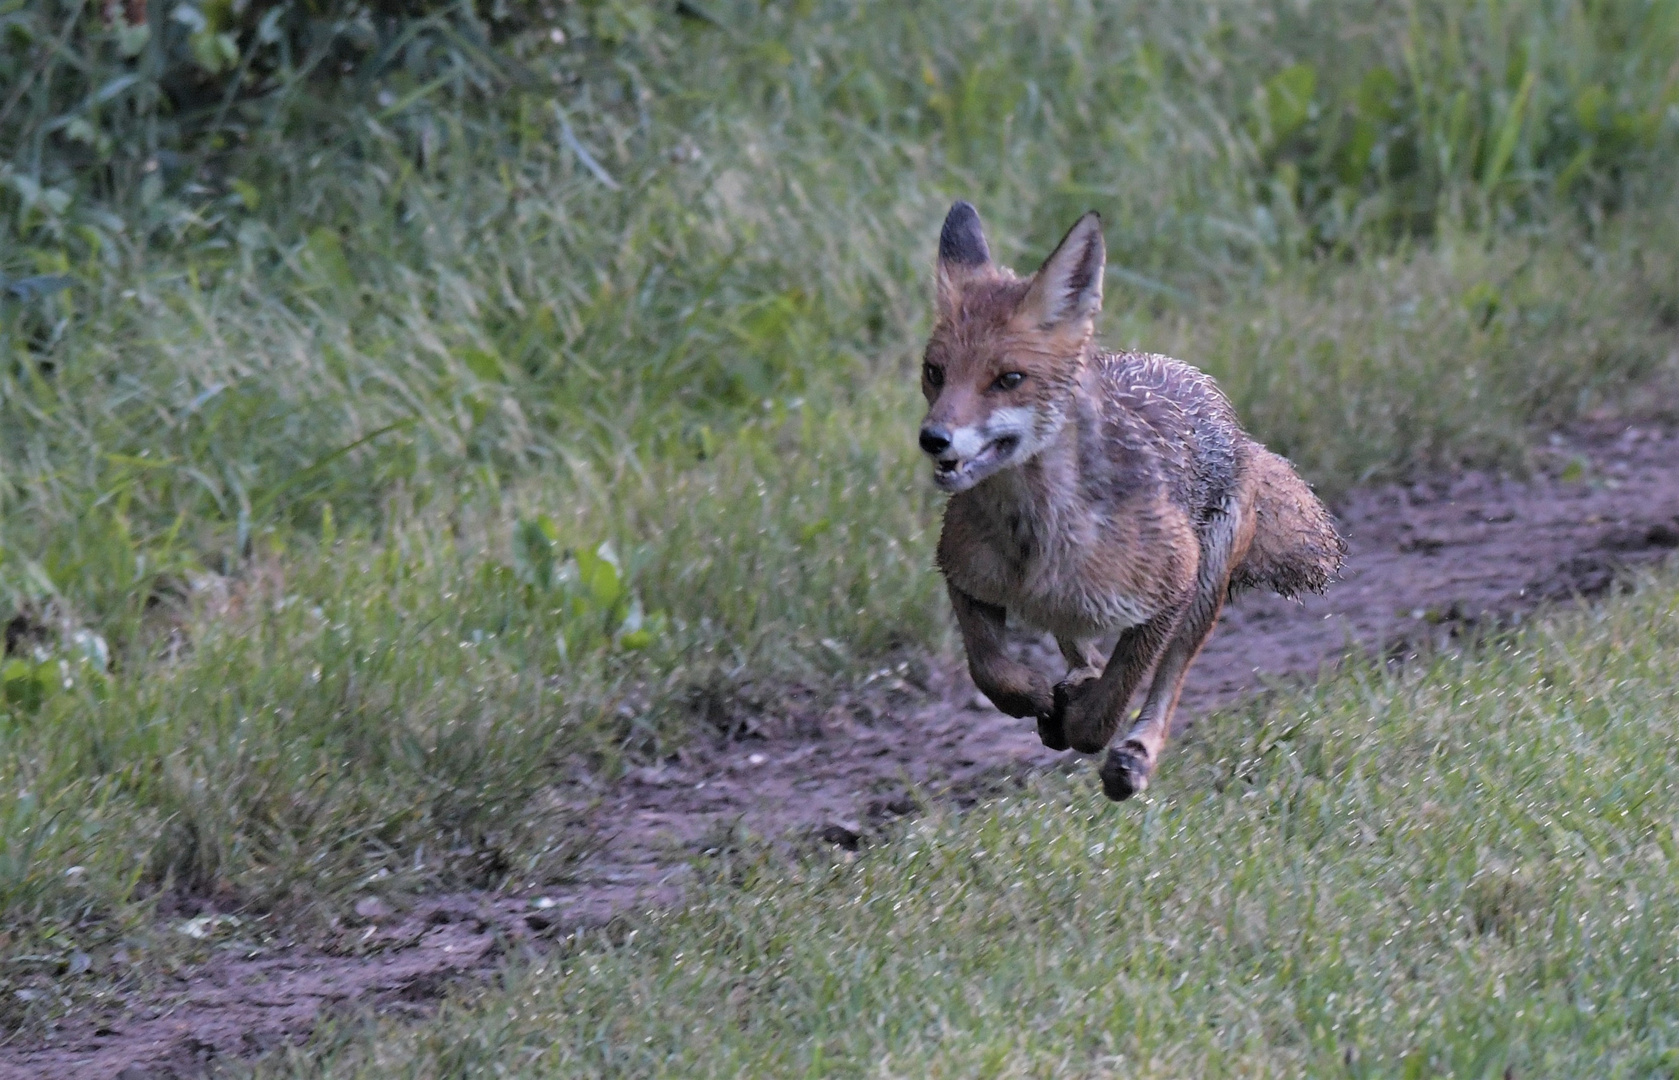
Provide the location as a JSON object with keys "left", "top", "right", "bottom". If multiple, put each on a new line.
{"left": 919, "top": 202, "right": 1344, "bottom": 801}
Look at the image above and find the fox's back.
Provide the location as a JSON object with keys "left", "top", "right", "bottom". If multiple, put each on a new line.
{"left": 1088, "top": 350, "right": 1247, "bottom": 527}
{"left": 1085, "top": 349, "right": 1342, "bottom": 601}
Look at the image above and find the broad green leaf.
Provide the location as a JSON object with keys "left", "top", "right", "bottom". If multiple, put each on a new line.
{"left": 1, "top": 659, "right": 50, "bottom": 715}
{"left": 230, "top": 179, "right": 261, "bottom": 210}
{"left": 513, "top": 517, "right": 558, "bottom": 590}
{"left": 574, "top": 543, "right": 622, "bottom": 610}
{"left": 1574, "top": 84, "right": 1610, "bottom": 132}
{"left": 1263, "top": 63, "right": 1317, "bottom": 142}
{"left": 463, "top": 348, "right": 505, "bottom": 382}
{"left": 303, "top": 228, "right": 355, "bottom": 292}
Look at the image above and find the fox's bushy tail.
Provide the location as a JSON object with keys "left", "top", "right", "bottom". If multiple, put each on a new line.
{"left": 1232, "top": 447, "right": 1345, "bottom": 598}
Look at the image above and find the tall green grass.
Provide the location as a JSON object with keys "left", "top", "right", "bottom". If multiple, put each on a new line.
{"left": 7, "top": 0, "right": 1677, "bottom": 633}
{"left": 1, "top": 0, "right": 1677, "bottom": 1002}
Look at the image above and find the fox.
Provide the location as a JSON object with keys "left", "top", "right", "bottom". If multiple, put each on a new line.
{"left": 919, "top": 202, "right": 1345, "bottom": 801}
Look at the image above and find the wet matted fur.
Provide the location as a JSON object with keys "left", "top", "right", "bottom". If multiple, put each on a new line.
{"left": 918, "top": 201, "right": 1344, "bottom": 800}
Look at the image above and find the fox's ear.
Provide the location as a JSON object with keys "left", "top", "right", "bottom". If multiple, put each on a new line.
{"left": 935, "top": 200, "right": 994, "bottom": 317}
{"left": 1015, "top": 211, "right": 1104, "bottom": 334}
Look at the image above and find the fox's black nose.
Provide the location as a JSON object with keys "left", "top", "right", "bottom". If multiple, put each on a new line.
{"left": 919, "top": 426, "right": 952, "bottom": 456}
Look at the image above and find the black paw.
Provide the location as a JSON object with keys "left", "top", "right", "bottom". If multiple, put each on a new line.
{"left": 1099, "top": 743, "right": 1152, "bottom": 802}
{"left": 1052, "top": 677, "right": 1108, "bottom": 754}
{"left": 1036, "top": 707, "right": 1069, "bottom": 751}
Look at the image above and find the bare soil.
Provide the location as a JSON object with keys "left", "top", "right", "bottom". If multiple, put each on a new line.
{"left": 6, "top": 422, "right": 1679, "bottom": 1080}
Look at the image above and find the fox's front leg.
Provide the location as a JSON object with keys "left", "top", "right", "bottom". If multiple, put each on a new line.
{"left": 1053, "top": 605, "right": 1183, "bottom": 755}
{"left": 1044, "top": 635, "right": 1104, "bottom": 749}
{"left": 948, "top": 586, "right": 1054, "bottom": 729}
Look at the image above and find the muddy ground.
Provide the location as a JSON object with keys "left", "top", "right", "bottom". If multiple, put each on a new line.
{"left": 6, "top": 422, "right": 1679, "bottom": 1080}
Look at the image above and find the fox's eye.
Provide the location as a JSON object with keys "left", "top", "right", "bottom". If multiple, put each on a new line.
{"left": 992, "top": 371, "right": 1025, "bottom": 391}
{"left": 923, "top": 363, "right": 944, "bottom": 388}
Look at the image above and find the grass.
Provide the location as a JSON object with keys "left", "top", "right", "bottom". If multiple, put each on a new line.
{"left": 4, "top": 220, "right": 1673, "bottom": 985}
{"left": 238, "top": 572, "right": 1679, "bottom": 1078}
{"left": 1, "top": 0, "right": 1678, "bottom": 1041}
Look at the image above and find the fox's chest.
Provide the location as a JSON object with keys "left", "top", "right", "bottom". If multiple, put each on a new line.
{"left": 938, "top": 494, "right": 1161, "bottom": 636}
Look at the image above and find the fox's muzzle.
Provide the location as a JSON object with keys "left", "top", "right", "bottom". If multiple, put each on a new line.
{"left": 919, "top": 409, "right": 1033, "bottom": 493}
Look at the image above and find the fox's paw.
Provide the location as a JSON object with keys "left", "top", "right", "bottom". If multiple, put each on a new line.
{"left": 1052, "top": 676, "right": 1107, "bottom": 755}
{"left": 1036, "top": 707, "right": 1070, "bottom": 751}
{"left": 1099, "top": 742, "right": 1152, "bottom": 802}
{"left": 1041, "top": 676, "right": 1094, "bottom": 751}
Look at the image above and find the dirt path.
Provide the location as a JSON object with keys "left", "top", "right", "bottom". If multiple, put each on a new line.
{"left": 7, "top": 423, "right": 1679, "bottom": 1080}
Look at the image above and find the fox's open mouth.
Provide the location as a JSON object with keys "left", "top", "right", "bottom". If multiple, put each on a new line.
{"left": 934, "top": 434, "right": 1020, "bottom": 488}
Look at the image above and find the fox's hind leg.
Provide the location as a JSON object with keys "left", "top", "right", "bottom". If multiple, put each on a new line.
{"left": 1100, "top": 507, "right": 1251, "bottom": 800}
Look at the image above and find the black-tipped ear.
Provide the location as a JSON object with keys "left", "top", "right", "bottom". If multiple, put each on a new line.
{"left": 1015, "top": 211, "right": 1104, "bottom": 332}
{"left": 938, "top": 201, "right": 991, "bottom": 268}
{"left": 935, "top": 201, "right": 995, "bottom": 317}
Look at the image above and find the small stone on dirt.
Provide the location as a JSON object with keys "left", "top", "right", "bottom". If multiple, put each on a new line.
{"left": 353, "top": 896, "right": 391, "bottom": 921}
{"left": 818, "top": 823, "right": 861, "bottom": 850}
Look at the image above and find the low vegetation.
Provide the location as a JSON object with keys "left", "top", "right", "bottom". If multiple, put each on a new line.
{"left": 248, "top": 572, "right": 1679, "bottom": 1078}
{"left": 1, "top": 0, "right": 1677, "bottom": 1051}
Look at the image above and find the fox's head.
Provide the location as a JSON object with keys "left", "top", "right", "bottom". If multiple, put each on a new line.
{"left": 918, "top": 201, "right": 1105, "bottom": 493}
